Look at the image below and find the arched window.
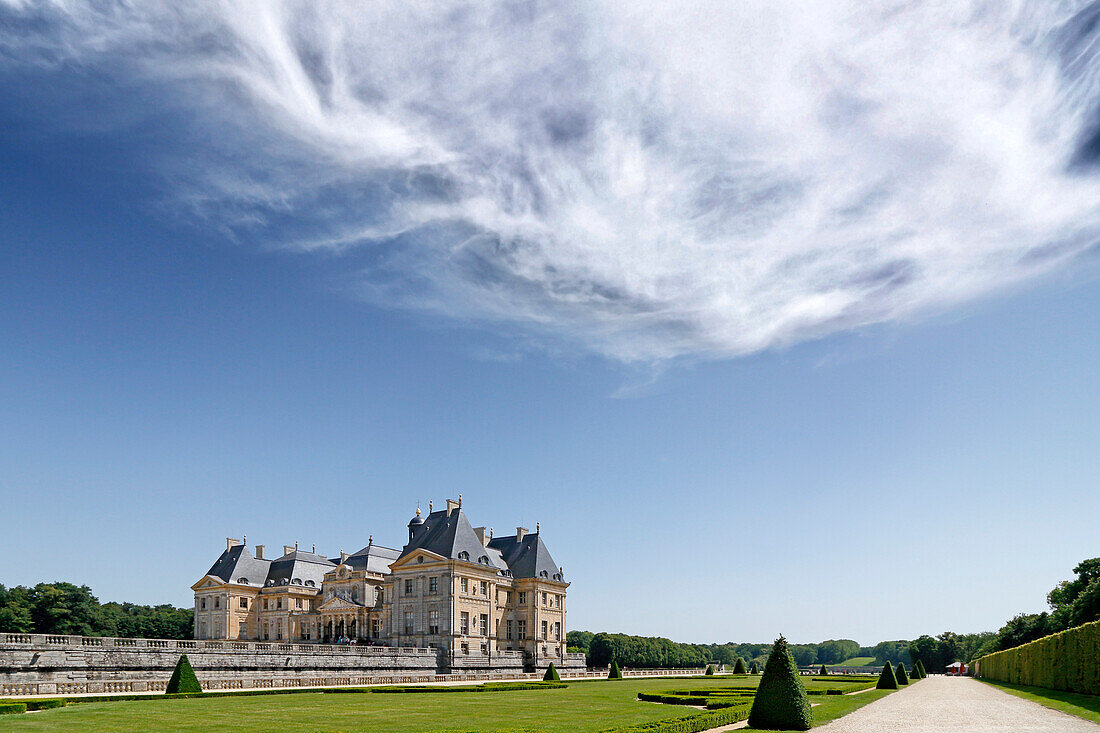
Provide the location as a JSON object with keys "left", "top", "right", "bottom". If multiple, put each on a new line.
{"left": 352, "top": 586, "right": 359, "bottom": 602}
{"left": 478, "top": 555, "right": 489, "bottom": 565}
{"left": 540, "top": 570, "right": 549, "bottom": 578}
{"left": 237, "top": 577, "right": 249, "bottom": 584}
{"left": 458, "top": 551, "right": 470, "bottom": 561}
{"left": 305, "top": 580, "right": 315, "bottom": 587}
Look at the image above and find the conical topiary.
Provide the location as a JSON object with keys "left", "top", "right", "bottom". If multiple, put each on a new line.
{"left": 544, "top": 662, "right": 560, "bottom": 681}
{"left": 733, "top": 657, "right": 747, "bottom": 674}
{"left": 705, "top": 664, "right": 715, "bottom": 676}
{"left": 747, "top": 636, "right": 812, "bottom": 731}
{"left": 750, "top": 660, "right": 760, "bottom": 674}
{"left": 895, "top": 662, "right": 909, "bottom": 685}
{"left": 915, "top": 659, "right": 927, "bottom": 678}
{"left": 608, "top": 660, "right": 622, "bottom": 679}
{"left": 876, "top": 662, "right": 898, "bottom": 690}
{"left": 165, "top": 654, "right": 202, "bottom": 694}
{"left": 818, "top": 664, "right": 828, "bottom": 675}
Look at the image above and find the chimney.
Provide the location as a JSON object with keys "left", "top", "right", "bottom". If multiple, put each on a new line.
{"left": 255, "top": 545, "right": 266, "bottom": 560}
{"left": 446, "top": 498, "right": 460, "bottom": 516}
{"left": 283, "top": 545, "right": 295, "bottom": 556}
{"left": 340, "top": 550, "right": 349, "bottom": 564}
{"left": 515, "top": 527, "right": 528, "bottom": 542}
{"left": 473, "top": 527, "right": 489, "bottom": 546}
{"left": 226, "top": 537, "right": 241, "bottom": 551}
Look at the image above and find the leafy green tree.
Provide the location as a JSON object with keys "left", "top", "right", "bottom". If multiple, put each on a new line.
{"left": 543, "top": 662, "right": 560, "bottom": 681}
{"left": 165, "top": 654, "right": 202, "bottom": 694}
{"left": 0, "top": 585, "right": 32, "bottom": 633}
{"left": 566, "top": 630, "right": 594, "bottom": 653}
{"left": 895, "top": 662, "right": 909, "bottom": 685}
{"left": 747, "top": 636, "right": 812, "bottom": 731}
{"left": 29, "top": 583, "right": 100, "bottom": 636}
{"left": 732, "top": 657, "right": 747, "bottom": 674}
{"left": 876, "top": 662, "right": 898, "bottom": 690}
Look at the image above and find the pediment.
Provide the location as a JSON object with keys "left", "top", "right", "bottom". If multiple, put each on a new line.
{"left": 191, "top": 576, "right": 225, "bottom": 591}
{"left": 319, "top": 596, "right": 362, "bottom": 611}
{"left": 389, "top": 549, "right": 445, "bottom": 570}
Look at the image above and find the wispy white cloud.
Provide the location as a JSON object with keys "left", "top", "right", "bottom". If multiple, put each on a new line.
{"left": 3, "top": 0, "right": 1100, "bottom": 361}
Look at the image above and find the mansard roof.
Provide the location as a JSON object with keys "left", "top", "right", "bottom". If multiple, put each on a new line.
{"left": 204, "top": 545, "right": 271, "bottom": 586}
{"left": 488, "top": 532, "right": 563, "bottom": 580}
{"left": 344, "top": 542, "right": 401, "bottom": 574}
{"left": 264, "top": 550, "right": 335, "bottom": 588}
{"left": 400, "top": 508, "right": 506, "bottom": 570}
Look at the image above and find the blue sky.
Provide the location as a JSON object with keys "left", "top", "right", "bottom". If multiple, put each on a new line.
{"left": 2, "top": 1, "right": 1100, "bottom": 645}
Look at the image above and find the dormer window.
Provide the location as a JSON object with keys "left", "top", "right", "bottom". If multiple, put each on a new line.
{"left": 478, "top": 555, "right": 489, "bottom": 565}
{"left": 458, "top": 551, "right": 470, "bottom": 561}
{"left": 540, "top": 570, "right": 549, "bottom": 578}
{"left": 237, "top": 577, "right": 249, "bottom": 584}
{"left": 305, "top": 580, "right": 315, "bottom": 587}
{"left": 292, "top": 578, "right": 302, "bottom": 585}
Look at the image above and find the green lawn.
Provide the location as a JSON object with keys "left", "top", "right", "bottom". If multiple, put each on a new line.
{"left": 975, "top": 679, "right": 1100, "bottom": 725}
{"left": 0, "top": 676, "right": 891, "bottom": 733}
{"left": 832, "top": 657, "right": 876, "bottom": 667}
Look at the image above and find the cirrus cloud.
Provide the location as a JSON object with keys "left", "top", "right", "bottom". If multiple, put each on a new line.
{"left": 3, "top": 0, "right": 1100, "bottom": 361}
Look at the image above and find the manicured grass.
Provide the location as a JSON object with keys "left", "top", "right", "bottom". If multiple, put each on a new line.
{"left": 976, "top": 678, "right": 1100, "bottom": 725}
{"left": 833, "top": 657, "right": 875, "bottom": 667}
{"left": 0, "top": 676, "right": 889, "bottom": 733}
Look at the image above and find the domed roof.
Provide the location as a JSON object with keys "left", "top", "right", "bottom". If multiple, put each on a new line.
{"left": 408, "top": 507, "right": 425, "bottom": 527}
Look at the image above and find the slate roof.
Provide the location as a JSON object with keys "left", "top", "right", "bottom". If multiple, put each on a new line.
{"left": 264, "top": 550, "right": 335, "bottom": 588}
{"left": 344, "top": 542, "right": 401, "bottom": 575}
{"left": 400, "top": 508, "right": 507, "bottom": 571}
{"left": 204, "top": 545, "right": 271, "bottom": 586}
{"left": 488, "top": 532, "right": 563, "bottom": 580}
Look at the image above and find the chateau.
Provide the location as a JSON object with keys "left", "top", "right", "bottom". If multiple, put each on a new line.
{"left": 191, "top": 498, "right": 570, "bottom": 671}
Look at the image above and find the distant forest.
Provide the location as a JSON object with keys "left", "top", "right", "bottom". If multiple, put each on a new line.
{"left": 0, "top": 582, "right": 193, "bottom": 639}
{"left": 566, "top": 631, "right": 910, "bottom": 669}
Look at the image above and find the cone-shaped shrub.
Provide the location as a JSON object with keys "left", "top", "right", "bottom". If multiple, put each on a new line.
{"left": 876, "top": 662, "right": 898, "bottom": 690}
{"left": 915, "top": 659, "right": 927, "bottom": 678}
{"left": 608, "top": 660, "right": 622, "bottom": 679}
{"left": 165, "top": 654, "right": 202, "bottom": 694}
{"left": 750, "top": 660, "right": 760, "bottom": 674}
{"left": 895, "top": 662, "right": 909, "bottom": 685}
{"left": 818, "top": 664, "right": 828, "bottom": 675}
{"left": 705, "top": 664, "right": 715, "bottom": 676}
{"left": 747, "top": 636, "right": 812, "bottom": 731}
{"left": 733, "top": 657, "right": 747, "bottom": 674}
{"left": 544, "top": 662, "right": 560, "bottom": 681}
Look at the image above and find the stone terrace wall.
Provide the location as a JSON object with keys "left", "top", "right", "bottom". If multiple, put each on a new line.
{"left": 0, "top": 635, "right": 589, "bottom": 696}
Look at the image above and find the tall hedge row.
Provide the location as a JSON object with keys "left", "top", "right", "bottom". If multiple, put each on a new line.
{"left": 972, "top": 619, "right": 1100, "bottom": 695}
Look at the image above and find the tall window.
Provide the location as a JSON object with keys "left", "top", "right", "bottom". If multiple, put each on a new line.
{"left": 541, "top": 620, "right": 548, "bottom": 639}
{"left": 296, "top": 598, "right": 303, "bottom": 609}
{"left": 517, "top": 620, "right": 526, "bottom": 639}
{"left": 429, "top": 610, "right": 440, "bottom": 634}
{"left": 276, "top": 598, "right": 282, "bottom": 610}
{"left": 404, "top": 579, "right": 414, "bottom": 595}
{"left": 554, "top": 622, "right": 560, "bottom": 640}
{"left": 214, "top": 596, "right": 221, "bottom": 609}
{"left": 238, "top": 621, "right": 248, "bottom": 637}
{"left": 542, "top": 592, "right": 548, "bottom": 606}
{"left": 480, "top": 581, "right": 488, "bottom": 596}
{"left": 460, "top": 578, "right": 468, "bottom": 593}
{"left": 429, "top": 577, "right": 438, "bottom": 594}
{"left": 518, "top": 592, "right": 526, "bottom": 605}
{"left": 404, "top": 611, "right": 415, "bottom": 635}
{"left": 479, "top": 614, "right": 489, "bottom": 637}
{"left": 239, "top": 597, "right": 248, "bottom": 609}
{"left": 200, "top": 598, "right": 206, "bottom": 610}
{"left": 371, "top": 619, "right": 381, "bottom": 637}
{"left": 460, "top": 612, "right": 470, "bottom": 635}
{"left": 506, "top": 620, "right": 513, "bottom": 640}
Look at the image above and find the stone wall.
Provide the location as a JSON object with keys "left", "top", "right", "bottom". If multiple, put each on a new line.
{"left": 0, "top": 634, "right": 588, "bottom": 696}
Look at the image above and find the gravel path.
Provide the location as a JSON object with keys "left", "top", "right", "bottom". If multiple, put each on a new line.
{"left": 815, "top": 676, "right": 1100, "bottom": 732}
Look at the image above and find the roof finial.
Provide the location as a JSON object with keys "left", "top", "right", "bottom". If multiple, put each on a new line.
{"left": 536, "top": 522, "right": 540, "bottom": 533}
{"left": 295, "top": 540, "right": 299, "bottom": 551}
{"left": 429, "top": 499, "right": 433, "bottom": 512}
{"left": 312, "top": 543, "right": 316, "bottom": 553}
{"left": 369, "top": 534, "right": 373, "bottom": 545}
{"left": 489, "top": 527, "right": 494, "bottom": 539}
{"left": 415, "top": 506, "right": 421, "bottom": 517}
{"left": 458, "top": 493, "right": 462, "bottom": 507}
{"left": 243, "top": 534, "right": 247, "bottom": 545}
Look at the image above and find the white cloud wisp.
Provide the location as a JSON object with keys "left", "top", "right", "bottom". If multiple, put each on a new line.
{"left": 3, "top": 0, "right": 1100, "bottom": 361}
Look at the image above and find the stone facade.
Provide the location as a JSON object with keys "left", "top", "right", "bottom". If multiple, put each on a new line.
{"left": 0, "top": 634, "right": 587, "bottom": 696}
{"left": 192, "top": 499, "right": 573, "bottom": 673}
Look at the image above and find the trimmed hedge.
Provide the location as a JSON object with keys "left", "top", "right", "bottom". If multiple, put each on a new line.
{"left": 25, "top": 699, "right": 66, "bottom": 711}
{"left": 544, "top": 662, "right": 561, "bottom": 681}
{"left": 609, "top": 660, "right": 623, "bottom": 679}
{"left": 876, "top": 662, "right": 898, "bottom": 689}
{"left": 895, "top": 662, "right": 909, "bottom": 685}
{"left": 0, "top": 703, "right": 26, "bottom": 715}
{"left": 165, "top": 654, "right": 202, "bottom": 694}
{"left": 749, "top": 661, "right": 760, "bottom": 674}
{"left": 819, "top": 664, "right": 828, "bottom": 675}
{"left": 915, "top": 659, "right": 927, "bottom": 678}
{"left": 600, "top": 704, "right": 752, "bottom": 733}
{"left": 704, "top": 665, "right": 715, "bottom": 676}
{"left": 747, "top": 636, "right": 812, "bottom": 731}
{"left": 973, "top": 618, "right": 1100, "bottom": 695}
{"left": 732, "top": 657, "right": 747, "bottom": 674}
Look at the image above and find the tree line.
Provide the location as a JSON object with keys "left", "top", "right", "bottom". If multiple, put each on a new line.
{"left": 908, "top": 556, "right": 1100, "bottom": 670}
{"left": 0, "top": 582, "right": 193, "bottom": 639}
{"left": 567, "top": 631, "right": 910, "bottom": 669}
